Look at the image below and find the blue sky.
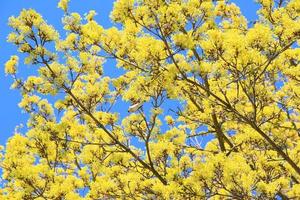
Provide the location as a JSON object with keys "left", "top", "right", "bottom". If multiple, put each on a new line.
{"left": 0, "top": 0, "right": 259, "bottom": 146}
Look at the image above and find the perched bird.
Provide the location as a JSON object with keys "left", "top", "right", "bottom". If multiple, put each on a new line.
{"left": 128, "top": 101, "right": 143, "bottom": 113}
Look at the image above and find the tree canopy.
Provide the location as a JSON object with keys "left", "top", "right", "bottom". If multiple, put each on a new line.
{"left": 1, "top": 0, "right": 300, "bottom": 199}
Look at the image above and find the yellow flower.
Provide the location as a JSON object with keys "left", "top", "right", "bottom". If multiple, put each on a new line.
{"left": 58, "top": 0, "right": 70, "bottom": 12}
{"left": 85, "top": 10, "right": 97, "bottom": 21}
{"left": 5, "top": 55, "right": 18, "bottom": 74}
{"left": 165, "top": 115, "right": 175, "bottom": 125}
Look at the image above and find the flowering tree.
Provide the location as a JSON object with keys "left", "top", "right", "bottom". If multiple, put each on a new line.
{"left": 1, "top": 0, "right": 300, "bottom": 199}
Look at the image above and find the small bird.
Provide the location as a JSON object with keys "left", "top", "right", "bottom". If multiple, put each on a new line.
{"left": 128, "top": 101, "right": 143, "bottom": 113}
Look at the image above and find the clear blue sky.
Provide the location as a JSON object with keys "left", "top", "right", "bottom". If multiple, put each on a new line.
{"left": 0, "top": 1, "right": 259, "bottom": 145}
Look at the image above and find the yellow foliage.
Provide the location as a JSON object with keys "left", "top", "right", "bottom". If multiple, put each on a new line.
{"left": 2, "top": 0, "right": 300, "bottom": 199}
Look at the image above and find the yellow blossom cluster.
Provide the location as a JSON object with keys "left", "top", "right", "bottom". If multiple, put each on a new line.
{"left": 1, "top": 0, "right": 300, "bottom": 199}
